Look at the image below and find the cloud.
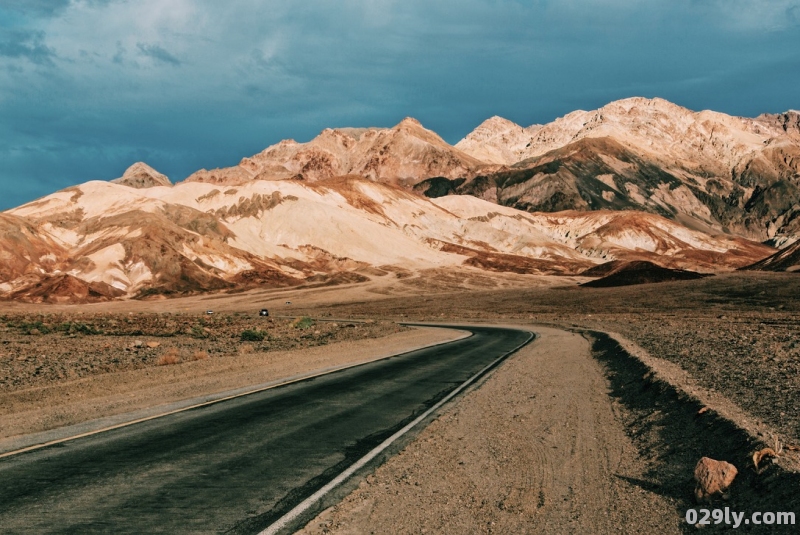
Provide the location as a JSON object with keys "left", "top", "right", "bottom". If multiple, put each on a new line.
{"left": 1, "top": 0, "right": 118, "bottom": 19}
{"left": 1, "top": 0, "right": 72, "bottom": 18}
{"left": 0, "top": 0, "right": 799, "bottom": 210}
{"left": 692, "top": 0, "right": 800, "bottom": 31}
{"left": 0, "top": 29, "right": 56, "bottom": 66}
{"left": 136, "top": 42, "right": 182, "bottom": 66}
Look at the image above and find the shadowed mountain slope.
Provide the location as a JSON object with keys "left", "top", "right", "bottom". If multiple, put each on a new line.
{"left": 742, "top": 240, "right": 800, "bottom": 272}
{"left": 580, "top": 260, "right": 710, "bottom": 287}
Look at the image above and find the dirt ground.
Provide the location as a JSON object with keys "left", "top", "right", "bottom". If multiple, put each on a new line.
{"left": 298, "top": 326, "right": 682, "bottom": 535}
{"left": 2, "top": 270, "right": 799, "bottom": 532}
{"left": 291, "top": 270, "right": 800, "bottom": 534}
{"left": 0, "top": 312, "right": 404, "bottom": 393}
{"left": 284, "top": 272, "right": 800, "bottom": 444}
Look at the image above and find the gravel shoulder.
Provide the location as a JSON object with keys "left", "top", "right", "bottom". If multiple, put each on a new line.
{"left": 299, "top": 326, "right": 682, "bottom": 534}
{"left": 0, "top": 326, "right": 465, "bottom": 451}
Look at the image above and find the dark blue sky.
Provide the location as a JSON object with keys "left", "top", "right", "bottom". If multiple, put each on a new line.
{"left": 1, "top": 0, "right": 799, "bottom": 210}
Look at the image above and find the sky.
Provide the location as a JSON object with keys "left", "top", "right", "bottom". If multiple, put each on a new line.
{"left": 1, "top": 0, "right": 799, "bottom": 210}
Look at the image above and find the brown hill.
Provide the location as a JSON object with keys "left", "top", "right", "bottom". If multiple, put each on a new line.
{"left": 9, "top": 274, "right": 125, "bottom": 304}
{"left": 742, "top": 240, "right": 800, "bottom": 272}
{"left": 4, "top": 97, "right": 795, "bottom": 303}
{"left": 581, "top": 260, "right": 710, "bottom": 288}
{"left": 0, "top": 213, "right": 67, "bottom": 284}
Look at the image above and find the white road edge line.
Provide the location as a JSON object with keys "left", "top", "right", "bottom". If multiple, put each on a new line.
{"left": 260, "top": 329, "right": 535, "bottom": 535}
{"left": 0, "top": 328, "right": 472, "bottom": 460}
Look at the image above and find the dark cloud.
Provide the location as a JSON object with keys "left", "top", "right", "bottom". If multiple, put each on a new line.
{"left": 136, "top": 43, "right": 182, "bottom": 66}
{"left": 0, "top": 1, "right": 799, "bottom": 210}
{"left": 0, "top": 29, "right": 55, "bottom": 66}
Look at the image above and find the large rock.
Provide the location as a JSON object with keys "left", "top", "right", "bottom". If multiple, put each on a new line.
{"left": 694, "top": 457, "right": 738, "bottom": 503}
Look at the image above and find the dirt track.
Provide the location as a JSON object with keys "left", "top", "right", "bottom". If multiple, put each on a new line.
{"left": 300, "top": 326, "right": 681, "bottom": 534}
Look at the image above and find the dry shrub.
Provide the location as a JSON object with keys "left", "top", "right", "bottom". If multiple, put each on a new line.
{"left": 238, "top": 343, "right": 255, "bottom": 355}
{"left": 292, "top": 316, "right": 314, "bottom": 329}
{"left": 192, "top": 350, "right": 210, "bottom": 361}
{"left": 157, "top": 347, "right": 182, "bottom": 366}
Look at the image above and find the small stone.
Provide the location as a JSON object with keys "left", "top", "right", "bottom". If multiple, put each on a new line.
{"left": 133, "top": 340, "right": 144, "bottom": 348}
{"left": 694, "top": 457, "right": 737, "bottom": 503}
{"left": 146, "top": 341, "right": 160, "bottom": 349}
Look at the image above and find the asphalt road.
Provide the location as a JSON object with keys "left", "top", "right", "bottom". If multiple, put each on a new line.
{"left": 0, "top": 325, "right": 532, "bottom": 534}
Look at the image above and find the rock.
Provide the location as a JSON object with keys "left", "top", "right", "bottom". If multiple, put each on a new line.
{"left": 133, "top": 340, "right": 144, "bottom": 348}
{"left": 111, "top": 162, "right": 171, "bottom": 188}
{"left": 146, "top": 341, "right": 161, "bottom": 349}
{"left": 694, "top": 457, "right": 738, "bottom": 503}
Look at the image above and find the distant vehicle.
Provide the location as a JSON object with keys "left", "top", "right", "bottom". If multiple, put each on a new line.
{"left": 205, "top": 310, "right": 214, "bottom": 315}
{"left": 259, "top": 309, "right": 269, "bottom": 317}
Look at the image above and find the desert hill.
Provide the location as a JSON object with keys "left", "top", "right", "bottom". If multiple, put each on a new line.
{"left": 743, "top": 239, "right": 800, "bottom": 272}
{"left": 580, "top": 260, "right": 709, "bottom": 287}
{"left": 0, "top": 175, "right": 773, "bottom": 302}
{"left": 4, "top": 96, "right": 798, "bottom": 302}
{"left": 184, "top": 117, "right": 490, "bottom": 186}
{"left": 446, "top": 98, "right": 800, "bottom": 243}
{"left": 174, "top": 97, "right": 800, "bottom": 244}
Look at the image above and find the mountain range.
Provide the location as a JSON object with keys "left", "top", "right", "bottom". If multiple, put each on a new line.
{"left": 2, "top": 97, "right": 797, "bottom": 302}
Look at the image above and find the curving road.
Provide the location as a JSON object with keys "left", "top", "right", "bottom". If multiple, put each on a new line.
{"left": 0, "top": 325, "right": 532, "bottom": 534}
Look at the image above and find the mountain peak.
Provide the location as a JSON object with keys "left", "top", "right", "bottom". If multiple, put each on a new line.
{"left": 111, "top": 162, "right": 171, "bottom": 188}
{"left": 454, "top": 116, "right": 537, "bottom": 165}
{"left": 394, "top": 117, "right": 424, "bottom": 129}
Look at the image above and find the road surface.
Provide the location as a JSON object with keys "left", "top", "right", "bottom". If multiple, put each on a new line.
{"left": 0, "top": 325, "right": 532, "bottom": 534}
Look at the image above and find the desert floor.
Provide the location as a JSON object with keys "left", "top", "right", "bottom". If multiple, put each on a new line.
{"left": 2, "top": 269, "right": 799, "bottom": 532}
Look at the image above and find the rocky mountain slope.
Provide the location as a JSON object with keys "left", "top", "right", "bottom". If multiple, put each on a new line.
{"left": 113, "top": 98, "right": 799, "bottom": 246}
{"left": 111, "top": 162, "right": 172, "bottom": 189}
{"left": 1, "top": 175, "right": 772, "bottom": 302}
{"left": 442, "top": 98, "right": 800, "bottom": 243}
{"left": 184, "top": 117, "right": 490, "bottom": 186}
{"left": 4, "top": 97, "right": 797, "bottom": 302}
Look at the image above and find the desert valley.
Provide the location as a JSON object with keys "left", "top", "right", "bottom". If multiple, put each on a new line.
{"left": 2, "top": 97, "right": 800, "bottom": 533}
